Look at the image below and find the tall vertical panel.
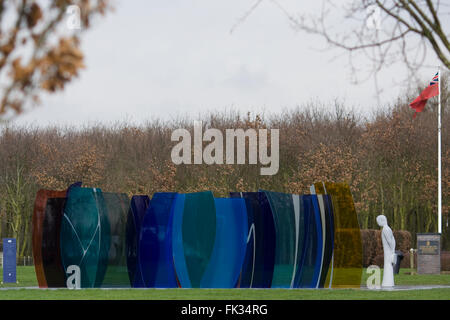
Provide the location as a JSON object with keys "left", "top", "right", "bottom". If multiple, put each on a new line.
{"left": 263, "top": 191, "right": 297, "bottom": 288}
{"left": 172, "top": 194, "right": 190, "bottom": 287}
{"left": 310, "top": 195, "right": 324, "bottom": 288}
{"left": 295, "top": 195, "right": 317, "bottom": 288}
{"left": 140, "top": 192, "right": 178, "bottom": 288}
{"left": 291, "top": 194, "right": 304, "bottom": 288}
{"left": 318, "top": 194, "right": 334, "bottom": 288}
{"left": 2, "top": 238, "right": 16, "bottom": 283}
{"left": 61, "top": 187, "right": 110, "bottom": 288}
{"left": 201, "top": 198, "right": 248, "bottom": 288}
{"left": 312, "top": 182, "right": 362, "bottom": 288}
{"left": 32, "top": 189, "right": 66, "bottom": 288}
{"left": 42, "top": 197, "right": 67, "bottom": 287}
{"left": 229, "top": 192, "right": 255, "bottom": 288}
{"left": 102, "top": 193, "right": 131, "bottom": 287}
{"left": 172, "top": 192, "right": 216, "bottom": 288}
{"left": 126, "top": 195, "right": 149, "bottom": 288}
{"left": 230, "top": 192, "right": 276, "bottom": 288}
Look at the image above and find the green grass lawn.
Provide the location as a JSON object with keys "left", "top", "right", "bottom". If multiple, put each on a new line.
{"left": 0, "top": 267, "right": 449, "bottom": 300}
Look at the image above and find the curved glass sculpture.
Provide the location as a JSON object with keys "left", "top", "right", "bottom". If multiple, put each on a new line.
{"left": 126, "top": 195, "right": 150, "bottom": 288}
{"left": 201, "top": 198, "right": 248, "bottom": 288}
{"left": 229, "top": 192, "right": 275, "bottom": 288}
{"left": 60, "top": 187, "right": 110, "bottom": 288}
{"left": 139, "top": 192, "right": 178, "bottom": 288}
{"left": 102, "top": 192, "right": 131, "bottom": 288}
{"left": 311, "top": 182, "right": 362, "bottom": 288}
{"left": 263, "top": 190, "right": 297, "bottom": 288}
{"left": 32, "top": 189, "right": 66, "bottom": 288}
{"left": 172, "top": 191, "right": 217, "bottom": 288}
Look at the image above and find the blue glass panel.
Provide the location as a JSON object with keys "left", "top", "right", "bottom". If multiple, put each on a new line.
{"left": 295, "top": 195, "right": 323, "bottom": 288}
{"left": 201, "top": 198, "right": 248, "bottom": 288}
{"left": 126, "top": 195, "right": 149, "bottom": 288}
{"left": 229, "top": 192, "right": 275, "bottom": 288}
{"left": 139, "top": 192, "right": 178, "bottom": 288}
{"left": 295, "top": 195, "right": 314, "bottom": 288}
{"left": 172, "top": 193, "right": 190, "bottom": 288}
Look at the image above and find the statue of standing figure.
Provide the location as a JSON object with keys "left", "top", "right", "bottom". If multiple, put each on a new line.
{"left": 376, "top": 215, "right": 396, "bottom": 287}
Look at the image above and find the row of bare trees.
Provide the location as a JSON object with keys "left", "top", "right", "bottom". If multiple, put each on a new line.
{"left": 0, "top": 76, "right": 449, "bottom": 256}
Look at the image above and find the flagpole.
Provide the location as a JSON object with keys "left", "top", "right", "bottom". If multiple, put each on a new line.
{"left": 438, "top": 65, "right": 442, "bottom": 234}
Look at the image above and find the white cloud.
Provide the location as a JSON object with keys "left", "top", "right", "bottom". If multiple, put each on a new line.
{"left": 12, "top": 0, "right": 443, "bottom": 127}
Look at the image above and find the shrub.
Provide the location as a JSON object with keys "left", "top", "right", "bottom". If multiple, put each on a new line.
{"left": 360, "top": 229, "right": 412, "bottom": 267}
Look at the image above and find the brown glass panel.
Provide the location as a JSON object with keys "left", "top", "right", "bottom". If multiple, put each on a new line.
{"left": 32, "top": 189, "right": 66, "bottom": 288}
{"left": 313, "top": 182, "right": 363, "bottom": 288}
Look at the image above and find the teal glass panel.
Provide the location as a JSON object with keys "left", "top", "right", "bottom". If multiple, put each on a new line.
{"left": 172, "top": 191, "right": 216, "bottom": 288}
{"left": 263, "top": 190, "right": 296, "bottom": 288}
{"left": 201, "top": 198, "right": 248, "bottom": 288}
{"left": 61, "top": 187, "right": 110, "bottom": 288}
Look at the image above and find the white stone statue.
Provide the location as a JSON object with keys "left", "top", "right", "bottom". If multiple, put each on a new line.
{"left": 376, "top": 215, "right": 396, "bottom": 287}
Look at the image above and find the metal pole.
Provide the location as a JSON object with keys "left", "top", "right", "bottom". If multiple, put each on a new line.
{"left": 438, "top": 66, "right": 442, "bottom": 234}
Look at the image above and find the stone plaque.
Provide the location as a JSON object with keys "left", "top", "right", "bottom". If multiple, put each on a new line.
{"left": 418, "top": 240, "right": 439, "bottom": 255}
{"left": 417, "top": 233, "right": 441, "bottom": 274}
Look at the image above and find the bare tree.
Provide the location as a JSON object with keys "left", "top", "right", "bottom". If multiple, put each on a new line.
{"left": 0, "top": 0, "right": 111, "bottom": 119}
{"left": 231, "top": 0, "right": 450, "bottom": 98}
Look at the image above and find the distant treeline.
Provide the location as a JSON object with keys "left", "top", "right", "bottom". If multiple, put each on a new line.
{"left": 0, "top": 77, "right": 449, "bottom": 257}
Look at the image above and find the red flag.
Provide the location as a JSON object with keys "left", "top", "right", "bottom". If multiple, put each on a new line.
{"left": 409, "top": 72, "right": 439, "bottom": 118}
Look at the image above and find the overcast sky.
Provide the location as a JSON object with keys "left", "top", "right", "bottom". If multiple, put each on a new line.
{"left": 12, "top": 0, "right": 443, "bottom": 127}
